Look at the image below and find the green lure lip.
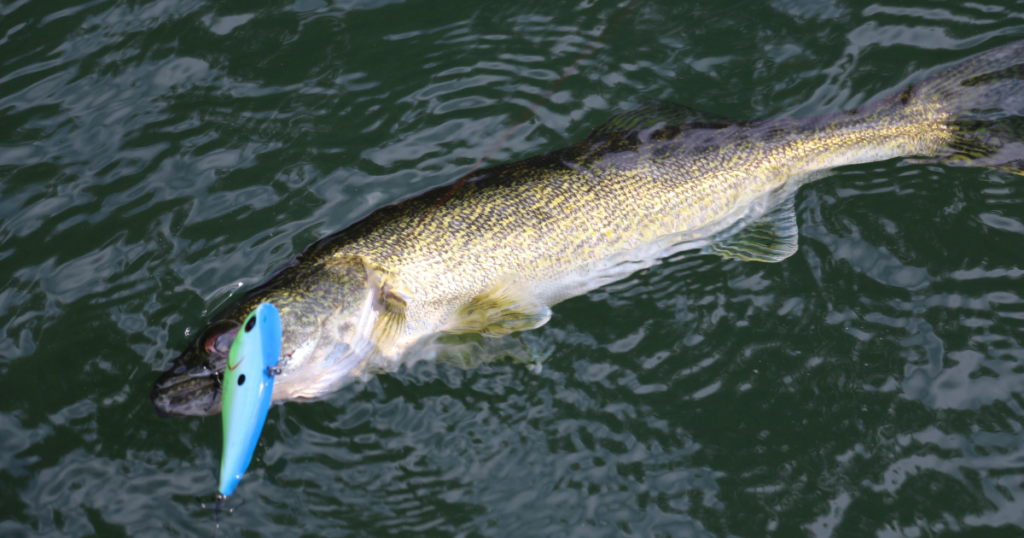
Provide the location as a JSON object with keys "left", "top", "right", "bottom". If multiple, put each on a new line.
{"left": 217, "top": 302, "right": 282, "bottom": 497}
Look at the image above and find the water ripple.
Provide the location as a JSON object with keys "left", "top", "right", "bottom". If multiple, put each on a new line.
{"left": 3, "top": 0, "right": 1024, "bottom": 536}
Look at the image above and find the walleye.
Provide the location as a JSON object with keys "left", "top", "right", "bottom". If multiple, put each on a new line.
{"left": 153, "top": 40, "right": 1024, "bottom": 417}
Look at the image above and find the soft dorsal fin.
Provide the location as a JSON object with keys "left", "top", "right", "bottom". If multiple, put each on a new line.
{"left": 444, "top": 275, "right": 552, "bottom": 337}
{"left": 590, "top": 99, "right": 738, "bottom": 137}
{"left": 704, "top": 194, "right": 800, "bottom": 263}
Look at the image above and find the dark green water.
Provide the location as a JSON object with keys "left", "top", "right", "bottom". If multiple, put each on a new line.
{"left": 3, "top": 0, "right": 1024, "bottom": 536}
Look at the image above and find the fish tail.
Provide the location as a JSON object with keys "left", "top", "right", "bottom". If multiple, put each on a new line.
{"left": 910, "top": 40, "right": 1024, "bottom": 174}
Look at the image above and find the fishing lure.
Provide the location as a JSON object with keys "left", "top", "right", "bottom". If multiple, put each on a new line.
{"left": 197, "top": 302, "right": 282, "bottom": 529}
{"left": 219, "top": 302, "right": 282, "bottom": 497}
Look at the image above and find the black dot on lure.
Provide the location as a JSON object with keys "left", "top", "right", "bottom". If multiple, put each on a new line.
{"left": 245, "top": 316, "right": 256, "bottom": 332}
{"left": 238, "top": 374, "right": 246, "bottom": 386}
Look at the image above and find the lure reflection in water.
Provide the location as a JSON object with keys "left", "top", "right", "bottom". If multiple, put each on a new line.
{"left": 152, "top": 40, "right": 1024, "bottom": 417}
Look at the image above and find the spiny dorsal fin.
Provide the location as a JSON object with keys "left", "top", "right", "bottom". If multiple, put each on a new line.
{"left": 444, "top": 275, "right": 552, "bottom": 337}
{"left": 705, "top": 194, "right": 800, "bottom": 263}
{"left": 590, "top": 99, "right": 738, "bottom": 137}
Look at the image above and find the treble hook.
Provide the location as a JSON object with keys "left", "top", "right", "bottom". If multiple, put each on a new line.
{"left": 196, "top": 493, "right": 246, "bottom": 537}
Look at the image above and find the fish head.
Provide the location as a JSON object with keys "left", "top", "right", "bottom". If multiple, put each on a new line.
{"left": 151, "top": 255, "right": 379, "bottom": 417}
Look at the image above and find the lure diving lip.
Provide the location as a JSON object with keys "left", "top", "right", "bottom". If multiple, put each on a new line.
{"left": 218, "top": 302, "right": 282, "bottom": 497}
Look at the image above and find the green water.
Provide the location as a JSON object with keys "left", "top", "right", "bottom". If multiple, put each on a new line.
{"left": 3, "top": 0, "right": 1024, "bottom": 536}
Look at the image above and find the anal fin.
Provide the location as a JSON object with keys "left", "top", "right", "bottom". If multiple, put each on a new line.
{"left": 704, "top": 194, "right": 800, "bottom": 263}
{"left": 445, "top": 276, "right": 552, "bottom": 337}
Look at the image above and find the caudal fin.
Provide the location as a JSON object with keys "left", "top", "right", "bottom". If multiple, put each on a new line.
{"left": 912, "top": 40, "right": 1024, "bottom": 175}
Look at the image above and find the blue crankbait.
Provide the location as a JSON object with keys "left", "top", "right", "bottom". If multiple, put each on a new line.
{"left": 198, "top": 302, "right": 281, "bottom": 529}
{"left": 220, "top": 302, "right": 281, "bottom": 496}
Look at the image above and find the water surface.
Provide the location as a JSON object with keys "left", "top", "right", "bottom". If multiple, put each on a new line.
{"left": 3, "top": 0, "right": 1024, "bottom": 536}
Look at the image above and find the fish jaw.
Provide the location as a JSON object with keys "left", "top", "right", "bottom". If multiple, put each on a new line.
{"left": 151, "top": 318, "right": 236, "bottom": 417}
{"left": 151, "top": 353, "right": 225, "bottom": 416}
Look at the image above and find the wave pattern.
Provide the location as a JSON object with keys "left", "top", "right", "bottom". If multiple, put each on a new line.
{"left": 2, "top": 0, "right": 1024, "bottom": 536}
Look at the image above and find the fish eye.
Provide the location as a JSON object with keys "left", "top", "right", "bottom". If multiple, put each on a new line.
{"left": 214, "top": 332, "right": 233, "bottom": 354}
{"left": 245, "top": 316, "right": 256, "bottom": 332}
{"left": 238, "top": 374, "right": 246, "bottom": 386}
{"left": 203, "top": 324, "right": 239, "bottom": 357}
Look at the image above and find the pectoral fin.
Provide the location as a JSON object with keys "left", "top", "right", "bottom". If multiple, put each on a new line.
{"left": 445, "top": 276, "right": 552, "bottom": 337}
{"left": 705, "top": 194, "right": 799, "bottom": 263}
{"left": 370, "top": 277, "right": 411, "bottom": 355}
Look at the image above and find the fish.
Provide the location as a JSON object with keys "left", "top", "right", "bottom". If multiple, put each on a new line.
{"left": 152, "top": 40, "right": 1024, "bottom": 417}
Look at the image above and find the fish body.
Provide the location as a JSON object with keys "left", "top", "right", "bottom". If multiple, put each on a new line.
{"left": 153, "top": 40, "right": 1024, "bottom": 417}
{"left": 219, "top": 303, "right": 281, "bottom": 496}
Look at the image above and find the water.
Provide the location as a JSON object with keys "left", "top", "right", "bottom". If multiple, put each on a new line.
{"left": 2, "top": 0, "right": 1024, "bottom": 536}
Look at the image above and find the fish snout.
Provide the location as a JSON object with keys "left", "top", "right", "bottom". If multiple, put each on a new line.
{"left": 151, "top": 352, "right": 225, "bottom": 417}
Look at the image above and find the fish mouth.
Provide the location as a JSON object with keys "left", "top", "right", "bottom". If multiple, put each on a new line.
{"left": 151, "top": 357, "right": 224, "bottom": 417}
{"left": 151, "top": 363, "right": 223, "bottom": 417}
{"left": 151, "top": 321, "right": 237, "bottom": 417}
